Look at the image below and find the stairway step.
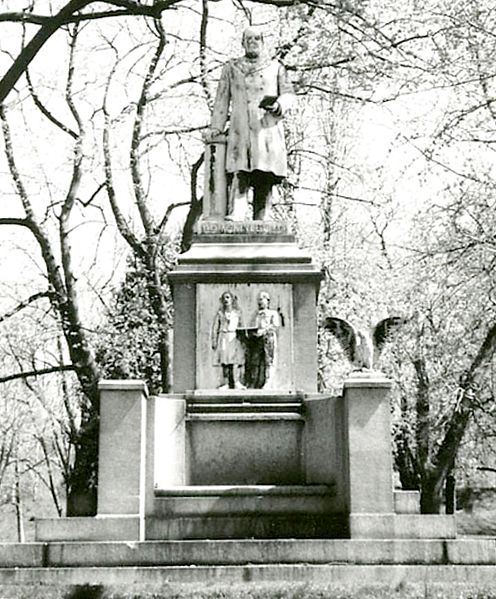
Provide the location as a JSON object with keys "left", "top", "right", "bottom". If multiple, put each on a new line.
{"left": 155, "top": 485, "right": 334, "bottom": 497}
{"left": 146, "top": 514, "right": 347, "bottom": 540}
{"left": 186, "top": 413, "right": 304, "bottom": 421}
{"left": 17, "top": 538, "right": 495, "bottom": 568}
{"left": 188, "top": 402, "right": 303, "bottom": 413}
{"left": 1, "top": 563, "right": 495, "bottom": 589}
{"left": 154, "top": 484, "right": 336, "bottom": 516}
{"left": 186, "top": 390, "right": 304, "bottom": 403}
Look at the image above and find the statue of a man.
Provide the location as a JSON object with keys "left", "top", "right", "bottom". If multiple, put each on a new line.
{"left": 208, "top": 27, "right": 294, "bottom": 221}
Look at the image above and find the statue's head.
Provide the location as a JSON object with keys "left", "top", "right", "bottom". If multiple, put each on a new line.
{"left": 257, "top": 291, "right": 270, "bottom": 309}
{"left": 220, "top": 290, "right": 237, "bottom": 309}
{"left": 242, "top": 26, "right": 264, "bottom": 59}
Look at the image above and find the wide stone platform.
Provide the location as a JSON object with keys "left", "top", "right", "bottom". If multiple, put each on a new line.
{"left": 35, "top": 378, "right": 457, "bottom": 542}
{"left": 30, "top": 221, "right": 474, "bottom": 595}
{"left": 0, "top": 538, "right": 495, "bottom": 590}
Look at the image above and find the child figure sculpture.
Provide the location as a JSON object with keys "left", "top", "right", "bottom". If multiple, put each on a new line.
{"left": 211, "top": 291, "right": 246, "bottom": 390}
{"left": 254, "top": 291, "right": 280, "bottom": 389}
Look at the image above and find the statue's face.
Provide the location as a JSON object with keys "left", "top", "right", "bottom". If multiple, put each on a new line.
{"left": 243, "top": 30, "right": 263, "bottom": 58}
{"left": 258, "top": 293, "right": 269, "bottom": 309}
{"left": 222, "top": 292, "right": 233, "bottom": 308}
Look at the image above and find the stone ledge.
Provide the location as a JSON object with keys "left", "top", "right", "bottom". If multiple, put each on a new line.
{"left": 168, "top": 269, "right": 322, "bottom": 283}
{"left": 153, "top": 493, "right": 337, "bottom": 517}
{"left": 154, "top": 484, "right": 335, "bottom": 497}
{"left": 349, "top": 513, "right": 456, "bottom": 539}
{"left": 179, "top": 242, "right": 312, "bottom": 263}
{"left": 185, "top": 389, "right": 305, "bottom": 401}
{"left": 35, "top": 516, "right": 140, "bottom": 542}
{"left": 186, "top": 413, "right": 304, "bottom": 421}
{"left": 2, "top": 564, "right": 496, "bottom": 587}
{"left": 146, "top": 514, "right": 346, "bottom": 540}
{"left": 2, "top": 539, "right": 496, "bottom": 569}
{"left": 194, "top": 233, "right": 296, "bottom": 244}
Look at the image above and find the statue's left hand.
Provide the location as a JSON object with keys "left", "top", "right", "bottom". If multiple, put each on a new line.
{"left": 267, "top": 101, "right": 282, "bottom": 117}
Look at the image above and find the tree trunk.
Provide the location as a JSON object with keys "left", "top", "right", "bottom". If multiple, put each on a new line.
{"left": 66, "top": 397, "right": 99, "bottom": 516}
{"left": 394, "top": 431, "right": 420, "bottom": 490}
{"left": 14, "top": 457, "right": 25, "bottom": 543}
{"left": 420, "top": 471, "right": 444, "bottom": 514}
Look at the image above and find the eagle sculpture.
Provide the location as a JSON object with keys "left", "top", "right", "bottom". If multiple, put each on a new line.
{"left": 322, "top": 316, "right": 408, "bottom": 371}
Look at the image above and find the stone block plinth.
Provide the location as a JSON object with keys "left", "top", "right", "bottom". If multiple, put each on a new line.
{"left": 342, "top": 373, "right": 394, "bottom": 517}
{"left": 97, "top": 380, "right": 154, "bottom": 541}
{"left": 185, "top": 392, "right": 304, "bottom": 484}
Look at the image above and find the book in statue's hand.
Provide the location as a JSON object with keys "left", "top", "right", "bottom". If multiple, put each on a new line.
{"left": 259, "top": 95, "right": 278, "bottom": 110}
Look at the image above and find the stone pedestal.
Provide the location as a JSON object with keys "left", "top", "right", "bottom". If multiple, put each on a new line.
{"left": 34, "top": 222, "right": 456, "bottom": 543}
{"left": 168, "top": 221, "right": 322, "bottom": 393}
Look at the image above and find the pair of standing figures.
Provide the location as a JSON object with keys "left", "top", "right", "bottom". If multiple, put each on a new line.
{"left": 211, "top": 291, "right": 280, "bottom": 390}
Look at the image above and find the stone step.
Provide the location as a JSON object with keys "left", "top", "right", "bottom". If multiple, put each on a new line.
{"left": 146, "top": 513, "right": 348, "bottom": 540}
{"left": 155, "top": 484, "right": 334, "bottom": 496}
{"left": 2, "top": 539, "right": 496, "bottom": 568}
{"left": 186, "top": 412, "right": 304, "bottom": 421}
{"left": 154, "top": 484, "right": 336, "bottom": 516}
{"left": 185, "top": 390, "right": 305, "bottom": 403}
{"left": 187, "top": 402, "right": 303, "bottom": 414}
{"left": 2, "top": 565, "right": 496, "bottom": 590}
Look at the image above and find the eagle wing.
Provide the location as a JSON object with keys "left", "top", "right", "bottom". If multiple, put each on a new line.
{"left": 322, "top": 317, "right": 357, "bottom": 363}
{"left": 373, "top": 316, "right": 408, "bottom": 355}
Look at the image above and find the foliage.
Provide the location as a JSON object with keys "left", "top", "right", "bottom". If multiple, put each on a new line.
{"left": 95, "top": 256, "right": 176, "bottom": 396}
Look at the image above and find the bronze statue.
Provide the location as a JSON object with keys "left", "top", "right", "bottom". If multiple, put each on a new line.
{"left": 211, "top": 291, "right": 246, "bottom": 389}
{"left": 243, "top": 291, "right": 280, "bottom": 389}
{"left": 207, "top": 26, "right": 294, "bottom": 221}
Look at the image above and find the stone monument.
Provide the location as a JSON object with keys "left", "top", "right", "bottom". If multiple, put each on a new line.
{"left": 34, "top": 27, "right": 456, "bottom": 545}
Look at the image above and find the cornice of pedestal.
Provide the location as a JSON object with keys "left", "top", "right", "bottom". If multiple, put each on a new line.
{"left": 171, "top": 222, "right": 322, "bottom": 284}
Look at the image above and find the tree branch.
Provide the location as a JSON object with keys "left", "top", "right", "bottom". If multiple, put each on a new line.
{"left": 0, "top": 365, "right": 76, "bottom": 384}
{"left": 199, "top": 0, "right": 212, "bottom": 109}
{"left": 0, "top": 292, "right": 51, "bottom": 324}
{"left": 102, "top": 59, "right": 143, "bottom": 256}
{"left": 181, "top": 153, "right": 204, "bottom": 252}
{"left": 130, "top": 18, "right": 166, "bottom": 237}
{"left": 26, "top": 69, "right": 78, "bottom": 138}
{"left": 0, "top": 0, "right": 91, "bottom": 104}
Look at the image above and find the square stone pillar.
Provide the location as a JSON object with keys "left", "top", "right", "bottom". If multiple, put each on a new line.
{"left": 97, "top": 380, "right": 154, "bottom": 541}
{"left": 342, "top": 373, "right": 394, "bottom": 516}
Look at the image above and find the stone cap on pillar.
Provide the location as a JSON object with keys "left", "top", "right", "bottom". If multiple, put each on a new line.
{"left": 98, "top": 380, "right": 149, "bottom": 396}
{"left": 343, "top": 371, "right": 392, "bottom": 389}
